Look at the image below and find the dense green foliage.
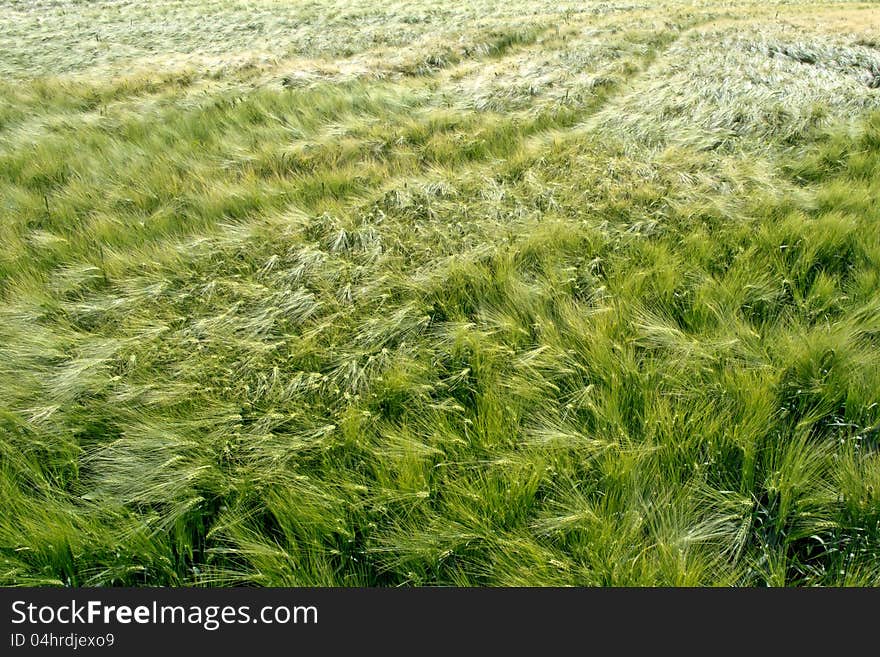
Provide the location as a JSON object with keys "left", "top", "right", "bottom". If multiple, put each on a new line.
{"left": 1, "top": 0, "right": 879, "bottom": 586}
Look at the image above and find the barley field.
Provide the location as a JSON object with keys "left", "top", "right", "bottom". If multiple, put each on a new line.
{"left": 1, "top": 0, "right": 879, "bottom": 587}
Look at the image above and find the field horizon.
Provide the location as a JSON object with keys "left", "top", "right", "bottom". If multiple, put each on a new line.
{"left": 2, "top": 0, "right": 880, "bottom": 586}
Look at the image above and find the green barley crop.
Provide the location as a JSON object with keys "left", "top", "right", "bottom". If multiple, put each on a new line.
{"left": 1, "top": 0, "right": 879, "bottom": 586}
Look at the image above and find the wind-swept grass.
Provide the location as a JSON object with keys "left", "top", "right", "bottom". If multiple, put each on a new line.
{"left": 1, "top": 0, "right": 879, "bottom": 587}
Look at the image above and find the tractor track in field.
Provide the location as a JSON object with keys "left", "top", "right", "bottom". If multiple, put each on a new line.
{"left": 520, "top": 14, "right": 758, "bottom": 155}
